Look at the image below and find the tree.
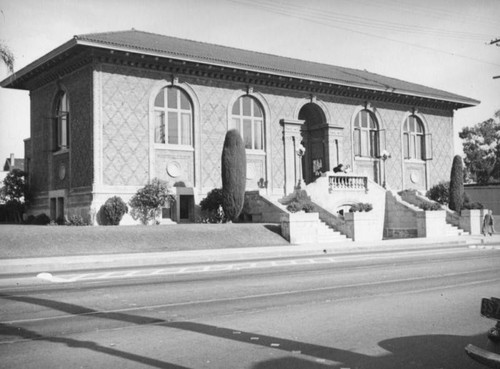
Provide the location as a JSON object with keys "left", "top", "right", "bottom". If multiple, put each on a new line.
{"left": 459, "top": 110, "right": 500, "bottom": 184}
{"left": 0, "top": 42, "right": 15, "bottom": 73}
{"left": 221, "top": 129, "right": 246, "bottom": 222}
{"left": 129, "top": 178, "right": 174, "bottom": 225}
{"left": 0, "top": 169, "right": 29, "bottom": 223}
{"left": 449, "top": 155, "right": 464, "bottom": 212}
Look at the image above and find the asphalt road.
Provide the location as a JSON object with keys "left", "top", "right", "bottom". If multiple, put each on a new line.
{"left": 1, "top": 245, "right": 499, "bottom": 368}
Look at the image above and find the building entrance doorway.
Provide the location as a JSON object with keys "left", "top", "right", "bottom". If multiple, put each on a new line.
{"left": 299, "top": 103, "right": 328, "bottom": 184}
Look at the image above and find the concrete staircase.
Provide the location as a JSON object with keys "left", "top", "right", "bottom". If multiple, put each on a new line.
{"left": 443, "top": 222, "right": 470, "bottom": 236}
{"left": 317, "top": 220, "right": 349, "bottom": 243}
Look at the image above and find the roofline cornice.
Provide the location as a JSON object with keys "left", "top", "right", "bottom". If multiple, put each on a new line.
{"left": 0, "top": 38, "right": 78, "bottom": 88}
{"left": 77, "top": 40, "right": 479, "bottom": 108}
{"left": 1, "top": 37, "right": 480, "bottom": 109}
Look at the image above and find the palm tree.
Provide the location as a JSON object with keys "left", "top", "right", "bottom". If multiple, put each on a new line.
{"left": 0, "top": 42, "right": 15, "bottom": 73}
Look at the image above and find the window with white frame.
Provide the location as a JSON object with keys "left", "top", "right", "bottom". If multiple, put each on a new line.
{"left": 54, "top": 92, "right": 69, "bottom": 150}
{"left": 230, "top": 96, "right": 264, "bottom": 151}
{"left": 353, "top": 109, "right": 379, "bottom": 158}
{"left": 403, "top": 115, "right": 424, "bottom": 160}
{"left": 154, "top": 87, "right": 193, "bottom": 146}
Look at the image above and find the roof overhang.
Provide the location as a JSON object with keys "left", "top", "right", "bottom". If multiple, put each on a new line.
{"left": 1, "top": 36, "right": 481, "bottom": 109}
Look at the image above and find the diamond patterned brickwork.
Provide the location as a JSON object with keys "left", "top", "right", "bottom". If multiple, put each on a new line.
{"left": 191, "top": 84, "right": 233, "bottom": 190}
{"left": 97, "top": 64, "right": 455, "bottom": 193}
{"left": 376, "top": 106, "right": 407, "bottom": 189}
{"left": 101, "top": 66, "right": 153, "bottom": 186}
{"left": 30, "top": 83, "right": 55, "bottom": 193}
{"left": 67, "top": 67, "right": 93, "bottom": 189}
{"left": 422, "top": 110, "right": 454, "bottom": 187}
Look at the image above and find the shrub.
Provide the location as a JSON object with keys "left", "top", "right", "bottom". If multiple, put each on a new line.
{"left": 102, "top": 196, "right": 128, "bottom": 225}
{"left": 349, "top": 203, "right": 373, "bottom": 212}
{"left": 200, "top": 188, "right": 224, "bottom": 213}
{"left": 221, "top": 130, "right": 246, "bottom": 222}
{"left": 361, "top": 203, "right": 373, "bottom": 212}
{"left": 199, "top": 189, "right": 225, "bottom": 223}
{"left": 25, "top": 215, "right": 36, "bottom": 224}
{"left": 463, "top": 201, "right": 484, "bottom": 210}
{"left": 419, "top": 202, "right": 442, "bottom": 211}
{"left": 33, "top": 213, "right": 51, "bottom": 225}
{"left": 286, "top": 201, "right": 303, "bottom": 213}
{"left": 67, "top": 215, "right": 91, "bottom": 226}
{"left": 449, "top": 155, "right": 464, "bottom": 211}
{"left": 302, "top": 202, "right": 315, "bottom": 213}
{"left": 426, "top": 181, "right": 450, "bottom": 205}
{"left": 129, "top": 178, "right": 174, "bottom": 225}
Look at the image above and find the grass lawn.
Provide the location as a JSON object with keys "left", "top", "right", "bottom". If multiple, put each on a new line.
{"left": 0, "top": 223, "right": 287, "bottom": 259}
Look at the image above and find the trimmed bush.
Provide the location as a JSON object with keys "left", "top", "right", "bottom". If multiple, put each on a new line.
{"left": 449, "top": 155, "right": 464, "bottom": 211}
{"left": 426, "top": 181, "right": 450, "bottom": 205}
{"left": 221, "top": 129, "right": 246, "bottom": 222}
{"left": 103, "top": 196, "right": 128, "bottom": 225}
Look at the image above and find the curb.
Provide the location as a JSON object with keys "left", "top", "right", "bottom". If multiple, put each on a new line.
{"left": 2, "top": 235, "right": 499, "bottom": 277}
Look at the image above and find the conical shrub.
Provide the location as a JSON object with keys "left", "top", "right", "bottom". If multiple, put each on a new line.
{"left": 221, "top": 129, "right": 246, "bottom": 221}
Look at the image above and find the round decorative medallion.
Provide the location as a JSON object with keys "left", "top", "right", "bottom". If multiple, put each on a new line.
{"left": 59, "top": 164, "right": 66, "bottom": 180}
{"left": 410, "top": 171, "right": 419, "bottom": 184}
{"left": 166, "top": 161, "right": 182, "bottom": 178}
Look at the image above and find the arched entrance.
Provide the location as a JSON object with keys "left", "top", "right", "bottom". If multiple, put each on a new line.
{"left": 299, "top": 103, "right": 328, "bottom": 184}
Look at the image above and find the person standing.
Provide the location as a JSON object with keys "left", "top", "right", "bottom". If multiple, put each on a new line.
{"left": 483, "top": 210, "right": 495, "bottom": 236}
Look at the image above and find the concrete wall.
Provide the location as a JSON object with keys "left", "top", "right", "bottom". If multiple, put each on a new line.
{"left": 465, "top": 185, "right": 500, "bottom": 216}
{"left": 384, "top": 191, "right": 419, "bottom": 238}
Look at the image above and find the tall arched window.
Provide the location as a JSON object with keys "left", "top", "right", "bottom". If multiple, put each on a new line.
{"left": 230, "top": 96, "right": 264, "bottom": 150}
{"left": 353, "top": 109, "right": 378, "bottom": 158}
{"left": 403, "top": 115, "right": 424, "bottom": 160}
{"left": 54, "top": 92, "right": 69, "bottom": 150}
{"left": 154, "top": 86, "right": 193, "bottom": 146}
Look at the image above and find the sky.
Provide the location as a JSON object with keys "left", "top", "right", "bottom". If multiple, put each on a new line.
{"left": 0, "top": 0, "right": 499, "bottom": 164}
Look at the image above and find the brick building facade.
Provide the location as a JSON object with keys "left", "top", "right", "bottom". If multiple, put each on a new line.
{"left": 1, "top": 30, "right": 478, "bottom": 224}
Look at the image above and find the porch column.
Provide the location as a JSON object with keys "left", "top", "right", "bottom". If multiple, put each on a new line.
{"left": 280, "top": 119, "right": 304, "bottom": 195}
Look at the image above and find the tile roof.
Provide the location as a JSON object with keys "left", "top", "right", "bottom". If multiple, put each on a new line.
{"left": 2, "top": 29, "right": 479, "bottom": 107}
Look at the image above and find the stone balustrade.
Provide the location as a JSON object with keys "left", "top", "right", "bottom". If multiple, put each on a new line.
{"left": 328, "top": 174, "right": 368, "bottom": 193}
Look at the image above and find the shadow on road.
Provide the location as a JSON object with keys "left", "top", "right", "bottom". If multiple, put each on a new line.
{"left": 1, "top": 293, "right": 497, "bottom": 369}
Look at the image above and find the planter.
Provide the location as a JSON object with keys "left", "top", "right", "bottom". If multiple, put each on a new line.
{"left": 280, "top": 212, "right": 319, "bottom": 244}
{"left": 416, "top": 210, "right": 446, "bottom": 237}
{"left": 344, "top": 211, "right": 382, "bottom": 242}
{"left": 459, "top": 209, "right": 484, "bottom": 235}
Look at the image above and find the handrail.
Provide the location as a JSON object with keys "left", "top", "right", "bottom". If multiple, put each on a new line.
{"left": 328, "top": 174, "right": 368, "bottom": 193}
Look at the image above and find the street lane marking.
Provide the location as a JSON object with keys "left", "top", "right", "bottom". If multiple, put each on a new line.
{"left": 35, "top": 247, "right": 480, "bottom": 283}
{"left": 11, "top": 270, "right": 498, "bottom": 326}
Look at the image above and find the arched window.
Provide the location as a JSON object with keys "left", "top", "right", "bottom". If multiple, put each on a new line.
{"left": 54, "top": 92, "right": 69, "bottom": 150}
{"left": 230, "top": 96, "right": 264, "bottom": 150}
{"left": 403, "top": 115, "right": 424, "bottom": 160}
{"left": 154, "top": 86, "right": 193, "bottom": 146}
{"left": 353, "top": 109, "right": 378, "bottom": 158}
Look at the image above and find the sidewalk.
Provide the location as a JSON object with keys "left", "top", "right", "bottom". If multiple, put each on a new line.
{"left": 1, "top": 233, "right": 499, "bottom": 277}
